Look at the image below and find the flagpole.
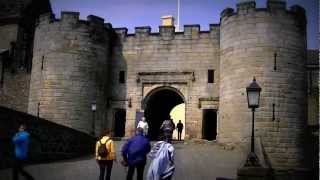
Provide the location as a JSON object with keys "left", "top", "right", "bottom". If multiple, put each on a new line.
{"left": 177, "top": 0, "right": 180, "bottom": 32}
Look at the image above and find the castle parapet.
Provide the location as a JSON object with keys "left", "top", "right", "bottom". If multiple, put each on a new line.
{"left": 135, "top": 26, "right": 151, "bottom": 37}
{"left": 221, "top": 0, "right": 306, "bottom": 26}
{"left": 236, "top": 0, "right": 256, "bottom": 14}
{"left": 209, "top": 24, "right": 220, "bottom": 38}
{"left": 220, "top": 8, "right": 234, "bottom": 19}
{"left": 38, "top": 13, "right": 54, "bottom": 25}
{"left": 184, "top": 25, "right": 200, "bottom": 38}
{"left": 267, "top": 0, "right": 286, "bottom": 11}
{"left": 290, "top": 5, "right": 307, "bottom": 32}
{"left": 114, "top": 28, "right": 128, "bottom": 40}
{"left": 61, "top": 11, "right": 79, "bottom": 25}
{"left": 104, "top": 23, "right": 113, "bottom": 30}
{"left": 36, "top": 12, "right": 110, "bottom": 43}
{"left": 87, "top": 15, "right": 105, "bottom": 27}
{"left": 159, "top": 26, "right": 175, "bottom": 40}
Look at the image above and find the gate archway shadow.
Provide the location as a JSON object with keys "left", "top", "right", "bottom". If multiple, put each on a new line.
{"left": 143, "top": 87, "right": 185, "bottom": 140}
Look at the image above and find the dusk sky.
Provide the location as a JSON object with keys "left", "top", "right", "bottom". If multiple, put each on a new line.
{"left": 50, "top": 0, "right": 318, "bottom": 49}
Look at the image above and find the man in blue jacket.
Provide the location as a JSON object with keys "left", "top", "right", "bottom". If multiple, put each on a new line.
{"left": 122, "top": 127, "right": 151, "bottom": 180}
{"left": 12, "top": 124, "right": 34, "bottom": 180}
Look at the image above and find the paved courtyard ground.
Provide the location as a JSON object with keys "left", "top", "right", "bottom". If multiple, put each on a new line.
{"left": 0, "top": 141, "right": 246, "bottom": 180}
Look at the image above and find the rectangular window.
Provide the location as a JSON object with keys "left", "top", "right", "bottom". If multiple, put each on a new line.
{"left": 208, "top": 69, "right": 214, "bottom": 83}
{"left": 119, "top": 71, "right": 125, "bottom": 83}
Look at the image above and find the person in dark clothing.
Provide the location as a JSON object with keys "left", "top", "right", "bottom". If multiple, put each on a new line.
{"left": 12, "top": 124, "right": 34, "bottom": 180}
{"left": 160, "top": 119, "right": 175, "bottom": 142}
{"left": 122, "top": 128, "right": 151, "bottom": 180}
{"left": 176, "top": 120, "right": 184, "bottom": 141}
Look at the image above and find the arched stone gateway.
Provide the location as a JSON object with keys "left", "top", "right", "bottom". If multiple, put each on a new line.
{"left": 143, "top": 86, "right": 185, "bottom": 140}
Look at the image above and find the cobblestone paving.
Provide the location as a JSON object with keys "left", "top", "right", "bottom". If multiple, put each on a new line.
{"left": 0, "top": 141, "right": 246, "bottom": 180}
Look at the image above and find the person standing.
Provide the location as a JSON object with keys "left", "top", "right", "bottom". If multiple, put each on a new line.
{"left": 147, "top": 136, "right": 175, "bottom": 180}
{"left": 12, "top": 124, "right": 34, "bottom": 180}
{"left": 95, "top": 129, "right": 116, "bottom": 180}
{"left": 122, "top": 128, "right": 151, "bottom": 180}
{"left": 137, "top": 117, "right": 149, "bottom": 136}
{"left": 176, "top": 120, "right": 184, "bottom": 141}
{"left": 160, "top": 119, "right": 175, "bottom": 142}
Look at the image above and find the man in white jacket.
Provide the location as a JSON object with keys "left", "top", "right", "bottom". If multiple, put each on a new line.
{"left": 137, "top": 117, "right": 149, "bottom": 136}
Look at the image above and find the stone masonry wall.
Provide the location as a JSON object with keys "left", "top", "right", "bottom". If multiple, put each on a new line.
{"left": 220, "top": 1, "right": 307, "bottom": 169}
{"left": 0, "top": 69, "right": 30, "bottom": 112}
{"left": 28, "top": 12, "right": 111, "bottom": 134}
{"left": 307, "top": 50, "right": 319, "bottom": 126}
{"left": 0, "top": 24, "right": 18, "bottom": 50}
{"left": 111, "top": 25, "right": 220, "bottom": 138}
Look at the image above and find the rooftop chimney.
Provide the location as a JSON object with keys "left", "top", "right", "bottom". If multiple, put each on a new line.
{"left": 161, "top": 15, "right": 175, "bottom": 26}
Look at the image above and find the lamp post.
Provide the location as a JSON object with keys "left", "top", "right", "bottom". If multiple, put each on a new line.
{"left": 91, "top": 101, "right": 96, "bottom": 137}
{"left": 245, "top": 77, "right": 261, "bottom": 167}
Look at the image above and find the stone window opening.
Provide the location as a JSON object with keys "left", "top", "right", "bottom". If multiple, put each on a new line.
{"left": 41, "top": 56, "right": 44, "bottom": 70}
{"left": 274, "top": 53, "right": 277, "bottom": 71}
{"left": 208, "top": 69, "right": 214, "bottom": 83}
{"left": 119, "top": 70, "right": 125, "bottom": 84}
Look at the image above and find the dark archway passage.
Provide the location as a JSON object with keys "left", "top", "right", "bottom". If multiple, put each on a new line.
{"left": 144, "top": 88, "right": 184, "bottom": 140}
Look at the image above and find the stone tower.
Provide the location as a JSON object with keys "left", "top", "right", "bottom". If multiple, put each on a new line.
{"left": 219, "top": 0, "right": 307, "bottom": 169}
{"left": 28, "top": 12, "right": 112, "bottom": 134}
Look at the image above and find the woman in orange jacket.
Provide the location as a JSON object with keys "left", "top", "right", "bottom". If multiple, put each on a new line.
{"left": 95, "top": 129, "right": 116, "bottom": 180}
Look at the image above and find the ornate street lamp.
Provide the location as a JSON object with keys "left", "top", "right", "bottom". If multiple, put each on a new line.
{"left": 91, "top": 101, "right": 97, "bottom": 137}
{"left": 245, "top": 77, "right": 261, "bottom": 167}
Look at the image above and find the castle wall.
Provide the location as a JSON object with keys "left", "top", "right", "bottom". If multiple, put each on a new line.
{"left": 0, "top": 69, "right": 30, "bottom": 112}
{"left": 110, "top": 25, "right": 220, "bottom": 138}
{"left": 28, "top": 12, "right": 111, "bottom": 134}
{"left": 0, "top": 24, "right": 18, "bottom": 49}
{"left": 219, "top": 1, "right": 307, "bottom": 169}
{"left": 307, "top": 50, "right": 319, "bottom": 126}
{"left": 0, "top": 24, "right": 30, "bottom": 113}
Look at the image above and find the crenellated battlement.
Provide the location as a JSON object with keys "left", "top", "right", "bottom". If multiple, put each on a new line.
{"left": 135, "top": 26, "right": 151, "bottom": 35}
{"left": 36, "top": 11, "right": 111, "bottom": 32}
{"left": 61, "top": 11, "right": 80, "bottom": 24}
{"left": 113, "top": 24, "right": 220, "bottom": 42}
{"left": 221, "top": 0, "right": 306, "bottom": 26}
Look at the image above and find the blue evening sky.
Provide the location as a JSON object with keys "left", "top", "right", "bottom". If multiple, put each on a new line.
{"left": 51, "top": 0, "right": 318, "bottom": 49}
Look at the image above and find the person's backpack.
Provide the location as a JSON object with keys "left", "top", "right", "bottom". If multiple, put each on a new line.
{"left": 98, "top": 138, "right": 111, "bottom": 157}
{"left": 163, "top": 120, "right": 173, "bottom": 131}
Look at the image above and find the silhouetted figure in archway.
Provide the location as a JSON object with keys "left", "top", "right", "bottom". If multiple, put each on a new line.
{"left": 176, "top": 120, "right": 184, "bottom": 141}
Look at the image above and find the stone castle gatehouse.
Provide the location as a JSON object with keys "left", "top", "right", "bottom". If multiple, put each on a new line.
{"left": 0, "top": 0, "right": 318, "bottom": 170}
